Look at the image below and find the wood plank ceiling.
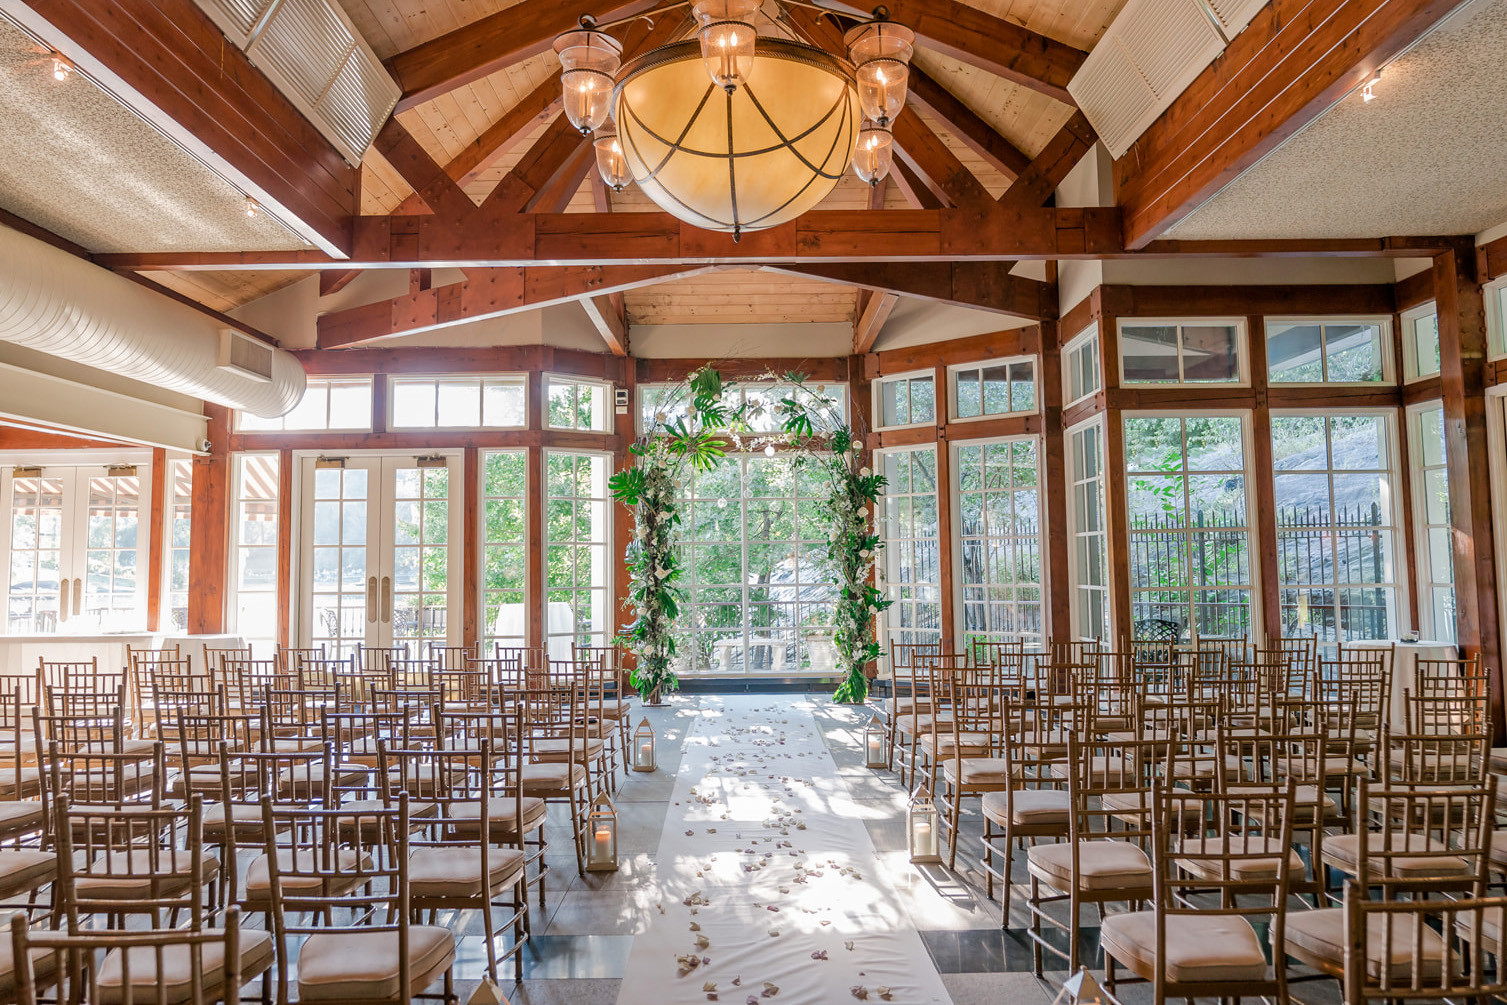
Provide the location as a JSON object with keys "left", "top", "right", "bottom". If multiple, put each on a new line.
{"left": 296, "top": 0, "right": 1124, "bottom": 328}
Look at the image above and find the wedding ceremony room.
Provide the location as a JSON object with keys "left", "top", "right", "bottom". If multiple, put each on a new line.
{"left": 0, "top": 0, "right": 1506, "bottom": 1001}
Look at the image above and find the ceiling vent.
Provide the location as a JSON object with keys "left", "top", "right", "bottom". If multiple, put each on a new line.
{"left": 193, "top": 0, "right": 399, "bottom": 165}
{"left": 1068, "top": 0, "right": 1267, "bottom": 159}
{"left": 217, "top": 328, "right": 275, "bottom": 383}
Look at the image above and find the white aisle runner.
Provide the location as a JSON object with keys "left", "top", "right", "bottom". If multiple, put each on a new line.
{"left": 618, "top": 696, "right": 953, "bottom": 1005}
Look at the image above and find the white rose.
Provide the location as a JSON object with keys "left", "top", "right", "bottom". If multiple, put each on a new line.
{"left": 860, "top": 466, "right": 871, "bottom": 477}
{"left": 852, "top": 440, "right": 864, "bottom": 451}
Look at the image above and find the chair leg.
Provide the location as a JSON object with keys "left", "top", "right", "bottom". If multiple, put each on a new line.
{"left": 944, "top": 784, "right": 962, "bottom": 870}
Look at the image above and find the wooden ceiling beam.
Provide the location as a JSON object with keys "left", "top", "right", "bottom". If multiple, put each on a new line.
{"left": 1000, "top": 111, "right": 1096, "bottom": 208}
{"left": 581, "top": 294, "right": 630, "bottom": 355}
{"left": 889, "top": 157, "right": 945, "bottom": 210}
{"left": 1115, "top": 0, "right": 1463, "bottom": 248}
{"left": 767, "top": 261, "right": 1055, "bottom": 319}
{"left": 907, "top": 68, "right": 1032, "bottom": 183}
{"left": 823, "top": 0, "right": 1085, "bottom": 102}
{"left": 385, "top": 0, "right": 659, "bottom": 110}
{"left": 486, "top": 116, "right": 591, "bottom": 213}
{"left": 320, "top": 270, "right": 363, "bottom": 297}
{"left": 6, "top": 0, "right": 357, "bottom": 256}
{"left": 373, "top": 118, "right": 474, "bottom": 217}
{"left": 853, "top": 291, "right": 898, "bottom": 353}
{"left": 890, "top": 107, "right": 990, "bottom": 208}
{"left": 316, "top": 264, "right": 708, "bottom": 347}
{"left": 531, "top": 141, "right": 596, "bottom": 214}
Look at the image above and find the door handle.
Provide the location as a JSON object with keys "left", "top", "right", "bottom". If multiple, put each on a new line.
{"left": 380, "top": 576, "right": 392, "bottom": 625}
{"left": 73, "top": 578, "right": 82, "bottom": 616}
{"left": 58, "top": 578, "right": 69, "bottom": 623}
{"left": 366, "top": 576, "right": 378, "bottom": 624}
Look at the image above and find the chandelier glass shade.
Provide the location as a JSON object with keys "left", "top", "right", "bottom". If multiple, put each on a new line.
{"left": 554, "top": 29, "right": 624, "bottom": 133}
{"left": 693, "top": 0, "right": 759, "bottom": 91}
{"left": 614, "top": 38, "right": 860, "bottom": 236}
{"left": 594, "top": 122, "right": 633, "bottom": 190}
{"left": 845, "top": 21, "right": 913, "bottom": 126}
{"left": 851, "top": 121, "right": 893, "bottom": 186}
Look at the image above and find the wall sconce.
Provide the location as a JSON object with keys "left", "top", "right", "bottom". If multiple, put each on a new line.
{"left": 633, "top": 717, "right": 656, "bottom": 772}
{"left": 587, "top": 792, "right": 619, "bottom": 872}
{"left": 864, "top": 714, "right": 888, "bottom": 769}
{"left": 907, "top": 783, "right": 941, "bottom": 863}
{"left": 1362, "top": 72, "right": 1381, "bottom": 103}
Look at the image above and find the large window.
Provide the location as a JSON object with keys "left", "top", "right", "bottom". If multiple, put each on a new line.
{"left": 1068, "top": 420, "right": 1109, "bottom": 641}
{"left": 1267, "top": 320, "right": 1388, "bottom": 383}
{"left": 954, "top": 438, "right": 1043, "bottom": 646}
{"left": 1403, "top": 303, "right": 1441, "bottom": 380}
{"left": 544, "top": 451, "right": 610, "bottom": 655}
{"left": 231, "top": 454, "right": 280, "bottom": 649}
{"left": 1410, "top": 404, "right": 1455, "bottom": 642}
{"left": 1124, "top": 415, "right": 1252, "bottom": 638}
{"left": 481, "top": 451, "right": 528, "bottom": 651}
{"left": 392, "top": 376, "right": 526, "bottom": 429}
{"left": 1271, "top": 414, "right": 1398, "bottom": 641}
{"left": 877, "top": 446, "right": 942, "bottom": 651}
{"left": 949, "top": 358, "right": 1036, "bottom": 420}
{"left": 236, "top": 377, "right": 372, "bottom": 432}
{"left": 874, "top": 372, "right": 936, "bottom": 429}
{"left": 164, "top": 459, "right": 193, "bottom": 632}
{"left": 1064, "top": 325, "right": 1100, "bottom": 403}
{"left": 677, "top": 455, "right": 836, "bottom": 674}
{"left": 1120, "top": 320, "right": 1244, "bottom": 385}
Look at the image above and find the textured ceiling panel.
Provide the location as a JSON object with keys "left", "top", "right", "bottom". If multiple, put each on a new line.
{"left": 1166, "top": 0, "right": 1507, "bottom": 241}
{"left": 0, "top": 18, "right": 310, "bottom": 254}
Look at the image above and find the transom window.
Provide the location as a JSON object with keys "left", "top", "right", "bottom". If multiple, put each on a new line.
{"left": 1271, "top": 414, "right": 1398, "bottom": 641}
{"left": 1120, "top": 320, "right": 1244, "bottom": 385}
{"left": 875, "top": 372, "right": 935, "bottom": 429}
{"left": 1266, "top": 320, "right": 1388, "bottom": 383}
{"left": 392, "top": 376, "right": 526, "bottom": 429}
{"left": 237, "top": 377, "right": 372, "bottom": 432}
{"left": 1064, "top": 325, "right": 1100, "bottom": 403}
{"left": 1124, "top": 414, "right": 1253, "bottom": 639}
{"left": 950, "top": 357, "right": 1036, "bottom": 420}
{"left": 1488, "top": 277, "right": 1507, "bottom": 358}
{"left": 638, "top": 382, "right": 849, "bottom": 434}
{"left": 546, "top": 376, "right": 612, "bottom": 432}
{"left": 954, "top": 438, "right": 1043, "bottom": 646}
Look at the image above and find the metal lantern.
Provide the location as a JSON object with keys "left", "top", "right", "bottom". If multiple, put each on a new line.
{"left": 844, "top": 19, "right": 915, "bottom": 127}
{"left": 907, "top": 784, "right": 941, "bottom": 863}
{"left": 633, "top": 717, "right": 656, "bottom": 772}
{"left": 864, "top": 714, "right": 887, "bottom": 769}
{"left": 594, "top": 122, "right": 632, "bottom": 191}
{"left": 553, "top": 27, "right": 623, "bottom": 134}
{"left": 693, "top": 0, "right": 759, "bottom": 92}
{"left": 851, "top": 121, "right": 893, "bottom": 186}
{"left": 587, "top": 792, "right": 619, "bottom": 872}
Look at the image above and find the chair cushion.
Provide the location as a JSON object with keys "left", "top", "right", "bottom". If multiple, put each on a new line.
{"left": 1027, "top": 840, "right": 1152, "bottom": 892}
{"left": 0, "top": 851, "right": 56, "bottom": 899}
{"left": 74, "top": 850, "right": 219, "bottom": 901}
{"left": 383, "top": 764, "right": 468, "bottom": 798}
{"left": 1101, "top": 911, "right": 1268, "bottom": 984}
{"left": 98, "top": 930, "right": 274, "bottom": 1004}
{"left": 297, "top": 926, "right": 455, "bottom": 1001}
{"left": 532, "top": 737, "right": 605, "bottom": 762}
{"left": 449, "top": 797, "right": 548, "bottom": 839}
{"left": 941, "top": 758, "right": 1009, "bottom": 786}
{"left": 1323, "top": 832, "right": 1472, "bottom": 880}
{"left": 1228, "top": 784, "right": 1338, "bottom": 822}
{"left": 0, "top": 931, "right": 59, "bottom": 1002}
{"left": 0, "top": 801, "right": 43, "bottom": 840}
{"left": 0, "top": 768, "right": 41, "bottom": 798}
{"left": 1489, "top": 828, "right": 1507, "bottom": 872}
{"left": 409, "top": 847, "right": 526, "bottom": 898}
{"left": 242, "top": 848, "right": 371, "bottom": 903}
{"left": 1175, "top": 835, "right": 1304, "bottom": 883}
{"left": 981, "top": 789, "right": 1070, "bottom": 829}
{"left": 521, "top": 761, "right": 585, "bottom": 794}
{"left": 1283, "top": 907, "right": 1448, "bottom": 982}
{"left": 202, "top": 802, "right": 267, "bottom": 843}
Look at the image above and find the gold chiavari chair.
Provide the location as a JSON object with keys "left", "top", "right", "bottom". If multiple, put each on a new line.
{"left": 354, "top": 642, "right": 408, "bottom": 677}
{"left": 1047, "top": 639, "right": 1101, "bottom": 665}
{"left": 1318, "top": 652, "right": 1390, "bottom": 751}
{"left": 1101, "top": 781, "right": 1300, "bottom": 1005}
{"left": 932, "top": 663, "right": 1006, "bottom": 869}
{"left": 426, "top": 642, "right": 476, "bottom": 671}
{"left": 0, "top": 688, "right": 45, "bottom": 851}
{"left": 901, "top": 652, "right": 965, "bottom": 791}
{"left": 275, "top": 645, "right": 326, "bottom": 675}
{"left": 1194, "top": 633, "right": 1250, "bottom": 664}
{"left": 574, "top": 643, "right": 633, "bottom": 775}
{"left": 258, "top": 795, "right": 456, "bottom": 1005}
{"left": 517, "top": 677, "right": 593, "bottom": 877}
{"left": 125, "top": 645, "right": 183, "bottom": 734}
{"left": 36, "top": 658, "right": 124, "bottom": 718}
{"left": 204, "top": 644, "right": 254, "bottom": 689}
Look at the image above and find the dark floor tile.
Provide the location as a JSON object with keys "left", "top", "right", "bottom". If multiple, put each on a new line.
{"left": 516, "top": 934, "right": 635, "bottom": 980}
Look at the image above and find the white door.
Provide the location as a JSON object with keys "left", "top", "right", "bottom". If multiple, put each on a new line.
{"left": 299, "top": 455, "right": 462, "bottom": 657}
{"left": 2, "top": 462, "right": 151, "bottom": 634}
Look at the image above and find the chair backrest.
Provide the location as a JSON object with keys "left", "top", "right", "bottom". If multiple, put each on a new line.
{"left": 1379, "top": 726, "right": 1488, "bottom": 787}
{"left": 1413, "top": 654, "right": 1486, "bottom": 701}
{"left": 1317, "top": 653, "right": 1390, "bottom": 727}
{"left": 47, "top": 739, "right": 164, "bottom": 809}
{"left": 34, "top": 691, "right": 128, "bottom": 754}
{"left": 428, "top": 642, "right": 477, "bottom": 670}
{"left": 1341, "top": 885, "right": 1507, "bottom": 1003}
{"left": 1352, "top": 774, "right": 1494, "bottom": 895}
{"left": 276, "top": 645, "right": 326, "bottom": 674}
{"left": 53, "top": 792, "right": 205, "bottom": 922}
{"left": 1063, "top": 732, "right": 1161, "bottom": 844}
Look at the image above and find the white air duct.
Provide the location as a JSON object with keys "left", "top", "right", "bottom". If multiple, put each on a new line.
{"left": 0, "top": 223, "right": 305, "bottom": 418}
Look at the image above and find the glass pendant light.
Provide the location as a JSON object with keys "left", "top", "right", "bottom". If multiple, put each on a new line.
{"left": 845, "top": 19, "right": 914, "bottom": 127}
{"left": 851, "top": 121, "right": 893, "bottom": 186}
{"left": 693, "top": 0, "right": 759, "bottom": 93}
{"left": 594, "top": 121, "right": 632, "bottom": 191}
{"left": 553, "top": 27, "right": 623, "bottom": 134}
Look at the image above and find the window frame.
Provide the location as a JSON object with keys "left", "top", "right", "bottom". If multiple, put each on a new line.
{"left": 949, "top": 433, "right": 1046, "bottom": 648}
{"left": 1063, "top": 324, "right": 1101, "bottom": 405}
{"left": 1406, "top": 401, "right": 1455, "bottom": 642}
{"left": 544, "top": 374, "right": 614, "bottom": 434}
{"left": 874, "top": 443, "right": 944, "bottom": 657}
{"left": 1117, "top": 317, "right": 1250, "bottom": 388}
{"left": 541, "top": 448, "right": 613, "bottom": 655}
{"left": 946, "top": 354, "right": 1039, "bottom": 423}
{"left": 872, "top": 370, "right": 937, "bottom": 431}
{"left": 478, "top": 449, "right": 530, "bottom": 653}
{"left": 388, "top": 374, "right": 528, "bottom": 430}
{"left": 234, "top": 377, "right": 374, "bottom": 433}
{"left": 162, "top": 457, "right": 193, "bottom": 634}
{"left": 1401, "top": 301, "right": 1441, "bottom": 382}
{"left": 227, "top": 451, "right": 282, "bottom": 649}
{"left": 1264, "top": 316, "right": 1394, "bottom": 386}
{"left": 1066, "top": 417, "right": 1111, "bottom": 643}
{"left": 1485, "top": 277, "right": 1507, "bottom": 361}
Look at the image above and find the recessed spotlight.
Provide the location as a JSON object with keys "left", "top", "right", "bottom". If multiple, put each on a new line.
{"left": 244, "top": 197, "right": 260, "bottom": 218}
{"left": 51, "top": 56, "right": 71, "bottom": 82}
{"left": 1361, "top": 72, "right": 1381, "bottom": 103}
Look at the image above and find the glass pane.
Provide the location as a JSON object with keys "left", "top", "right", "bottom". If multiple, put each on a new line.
{"left": 482, "top": 381, "right": 526, "bottom": 427}
{"left": 1181, "top": 325, "right": 1240, "bottom": 381}
{"left": 391, "top": 380, "right": 436, "bottom": 428}
{"left": 1267, "top": 323, "right": 1324, "bottom": 382}
{"left": 1120, "top": 326, "right": 1181, "bottom": 383}
{"left": 1324, "top": 323, "right": 1384, "bottom": 382}
{"left": 436, "top": 380, "right": 481, "bottom": 427}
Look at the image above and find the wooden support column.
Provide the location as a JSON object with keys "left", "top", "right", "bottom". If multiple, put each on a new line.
{"left": 276, "top": 449, "right": 293, "bottom": 649}
{"left": 463, "top": 446, "right": 480, "bottom": 649}
{"left": 145, "top": 447, "right": 166, "bottom": 632}
{"left": 1039, "top": 319, "right": 1070, "bottom": 639}
{"left": 187, "top": 405, "right": 231, "bottom": 635}
{"left": 613, "top": 359, "right": 638, "bottom": 682}
{"left": 1434, "top": 246, "right": 1503, "bottom": 738}
{"left": 526, "top": 371, "right": 545, "bottom": 652}
{"left": 1246, "top": 315, "right": 1282, "bottom": 644}
{"left": 1096, "top": 289, "right": 1133, "bottom": 641}
{"left": 934, "top": 364, "right": 956, "bottom": 649}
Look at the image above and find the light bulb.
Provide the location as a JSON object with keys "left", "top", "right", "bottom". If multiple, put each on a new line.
{"left": 244, "top": 197, "right": 260, "bottom": 218}
{"left": 851, "top": 122, "right": 894, "bottom": 186}
{"left": 52, "top": 57, "right": 71, "bottom": 82}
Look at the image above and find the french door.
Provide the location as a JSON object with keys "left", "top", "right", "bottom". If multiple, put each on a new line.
{"left": 298, "top": 454, "right": 462, "bottom": 658}
{"left": 2, "top": 461, "right": 151, "bottom": 634}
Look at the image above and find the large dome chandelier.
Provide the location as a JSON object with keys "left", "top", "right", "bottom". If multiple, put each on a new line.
{"left": 555, "top": 3, "right": 914, "bottom": 240}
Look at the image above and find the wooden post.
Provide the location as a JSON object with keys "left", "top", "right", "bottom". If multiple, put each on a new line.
{"left": 1246, "top": 315, "right": 1283, "bottom": 644}
{"left": 187, "top": 405, "right": 231, "bottom": 635}
{"left": 934, "top": 364, "right": 956, "bottom": 649}
{"left": 1391, "top": 294, "right": 1423, "bottom": 633}
{"left": 526, "top": 371, "right": 545, "bottom": 651}
{"left": 276, "top": 448, "right": 293, "bottom": 649}
{"left": 146, "top": 447, "right": 166, "bottom": 632}
{"left": 1039, "top": 320, "right": 1071, "bottom": 640}
{"left": 1434, "top": 246, "right": 1503, "bottom": 738}
{"left": 1097, "top": 288, "right": 1134, "bottom": 641}
{"left": 463, "top": 446, "right": 479, "bottom": 649}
